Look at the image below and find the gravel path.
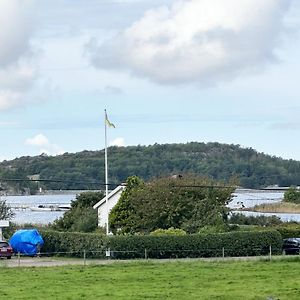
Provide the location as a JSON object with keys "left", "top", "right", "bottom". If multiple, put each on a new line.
{"left": 1, "top": 255, "right": 294, "bottom": 268}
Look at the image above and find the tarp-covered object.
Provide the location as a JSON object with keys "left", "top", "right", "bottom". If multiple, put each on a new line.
{"left": 9, "top": 229, "right": 44, "bottom": 255}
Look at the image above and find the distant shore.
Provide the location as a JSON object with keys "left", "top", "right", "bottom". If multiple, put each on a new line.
{"left": 0, "top": 190, "right": 102, "bottom": 197}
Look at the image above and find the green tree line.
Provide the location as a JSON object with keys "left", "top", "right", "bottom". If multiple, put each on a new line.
{"left": 1, "top": 142, "right": 300, "bottom": 193}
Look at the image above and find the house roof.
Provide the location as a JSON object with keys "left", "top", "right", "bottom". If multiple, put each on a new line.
{"left": 93, "top": 185, "right": 125, "bottom": 209}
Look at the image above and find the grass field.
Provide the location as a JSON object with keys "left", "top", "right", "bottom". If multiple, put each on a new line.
{"left": 0, "top": 258, "right": 300, "bottom": 299}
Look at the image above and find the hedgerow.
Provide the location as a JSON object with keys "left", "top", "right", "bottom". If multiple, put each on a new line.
{"left": 40, "top": 230, "right": 107, "bottom": 258}
{"left": 39, "top": 229, "right": 282, "bottom": 259}
{"left": 274, "top": 225, "right": 300, "bottom": 239}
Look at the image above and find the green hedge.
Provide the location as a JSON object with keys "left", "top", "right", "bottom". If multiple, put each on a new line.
{"left": 108, "top": 230, "right": 282, "bottom": 259}
{"left": 274, "top": 226, "right": 300, "bottom": 239}
{"left": 39, "top": 230, "right": 282, "bottom": 259}
{"left": 40, "top": 230, "right": 107, "bottom": 258}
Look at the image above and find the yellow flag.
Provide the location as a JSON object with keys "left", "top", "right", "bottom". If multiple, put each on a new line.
{"left": 105, "top": 111, "right": 115, "bottom": 128}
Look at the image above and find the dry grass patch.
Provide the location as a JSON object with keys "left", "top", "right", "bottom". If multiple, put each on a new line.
{"left": 251, "top": 202, "right": 300, "bottom": 213}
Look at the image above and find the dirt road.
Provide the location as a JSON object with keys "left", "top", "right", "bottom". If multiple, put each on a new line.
{"left": 1, "top": 254, "right": 291, "bottom": 268}
{"left": 0, "top": 256, "right": 114, "bottom": 268}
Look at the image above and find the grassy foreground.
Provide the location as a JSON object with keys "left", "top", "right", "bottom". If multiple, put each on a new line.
{"left": 1, "top": 258, "right": 300, "bottom": 299}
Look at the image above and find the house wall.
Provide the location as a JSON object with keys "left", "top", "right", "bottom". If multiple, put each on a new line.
{"left": 98, "top": 192, "right": 122, "bottom": 228}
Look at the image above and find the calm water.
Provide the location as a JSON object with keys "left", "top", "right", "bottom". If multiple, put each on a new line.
{"left": 230, "top": 189, "right": 284, "bottom": 208}
{"left": 229, "top": 189, "right": 300, "bottom": 222}
{"left": 1, "top": 194, "right": 76, "bottom": 224}
{"left": 1, "top": 189, "right": 300, "bottom": 224}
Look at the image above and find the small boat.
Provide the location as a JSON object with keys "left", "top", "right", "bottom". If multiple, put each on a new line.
{"left": 57, "top": 204, "right": 71, "bottom": 211}
{"left": 30, "top": 204, "right": 71, "bottom": 212}
{"left": 30, "top": 205, "right": 59, "bottom": 212}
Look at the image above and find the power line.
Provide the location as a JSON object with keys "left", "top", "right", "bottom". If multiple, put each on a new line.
{"left": 0, "top": 177, "right": 296, "bottom": 191}
{"left": 0, "top": 178, "right": 123, "bottom": 187}
{"left": 0, "top": 178, "right": 238, "bottom": 189}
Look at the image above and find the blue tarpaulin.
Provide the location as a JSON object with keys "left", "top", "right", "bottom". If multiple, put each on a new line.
{"left": 9, "top": 229, "right": 44, "bottom": 256}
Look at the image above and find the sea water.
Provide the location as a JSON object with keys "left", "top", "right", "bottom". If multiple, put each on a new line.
{"left": 1, "top": 194, "right": 76, "bottom": 224}
{"left": 1, "top": 189, "right": 300, "bottom": 225}
{"left": 229, "top": 189, "right": 300, "bottom": 222}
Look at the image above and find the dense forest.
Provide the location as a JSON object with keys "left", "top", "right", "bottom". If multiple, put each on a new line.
{"left": 1, "top": 142, "right": 300, "bottom": 194}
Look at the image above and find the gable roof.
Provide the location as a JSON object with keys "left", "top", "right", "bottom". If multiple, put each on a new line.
{"left": 93, "top": 185, "right": 125, "bottom": 209}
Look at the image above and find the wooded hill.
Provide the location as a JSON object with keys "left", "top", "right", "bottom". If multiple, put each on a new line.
{"left": 1, "top": 142, "right": 300, "bottom": 193}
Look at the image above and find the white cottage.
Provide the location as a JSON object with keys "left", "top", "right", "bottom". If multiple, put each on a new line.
{"left": 93, "top": 185, "right": 125, "bottom": 228}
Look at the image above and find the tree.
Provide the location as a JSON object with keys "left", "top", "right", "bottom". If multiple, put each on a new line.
{"left": 109, "top": 175, "right": 235, "bottom": 234}
{"left": 51, "top": 191, "right": 104, "bottom": 232}
{"left": 2, "top": 142, "right": 300, "bottom": 192}
{"left": 109, "top": 176, "right": 144, "bottom": 234}
{"left": 284, "top": 187, "right": 300, "bottom": 204}
{"left": 0, "top": 200, "right": 14, "bottom": 220}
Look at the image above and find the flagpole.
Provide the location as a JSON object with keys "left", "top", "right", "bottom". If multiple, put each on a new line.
{"left": 104, "top": 109, "right": 109, "bottom": 235}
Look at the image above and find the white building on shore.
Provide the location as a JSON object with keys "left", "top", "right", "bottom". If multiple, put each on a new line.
{"left": 93, "top": 185, "right": 125, "bottom": 228}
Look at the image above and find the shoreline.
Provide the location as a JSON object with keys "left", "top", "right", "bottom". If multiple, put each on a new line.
{"left": 1, "top": 190, "right": 101, "bottom": 197}
{"left": 241, "top": 202, "right": 300, "bottom": 214}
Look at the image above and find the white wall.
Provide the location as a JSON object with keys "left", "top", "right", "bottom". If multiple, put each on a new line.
{"left": 98, "top": 192, "right": 122, "bottom": 228}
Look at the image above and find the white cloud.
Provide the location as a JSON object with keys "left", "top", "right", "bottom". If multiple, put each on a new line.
{"left": 25, "top": 134, "right": 49, "bottom": 147}
{"left": 25, "top": 134, "right": 64, "bottom": 155}
{"left": 0, "top": 0, "right": 35, "bottom": 66}
{"left": 110, "top": 137, "right": 125, "bottom": 147}
{"left": 0, "top": 0, "right": 37, "bottom": 111}
{"left": 87, "top": 0, "right": 292, "bottom": 85}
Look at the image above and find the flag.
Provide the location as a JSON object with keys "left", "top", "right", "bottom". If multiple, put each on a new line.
{"left": 105, "top": 111, "right": 115, "bottom": 128}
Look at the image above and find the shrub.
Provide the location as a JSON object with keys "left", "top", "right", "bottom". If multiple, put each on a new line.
{"left": 150, "top": 228, "right": 187, "bottom": 236}
{"left": 229, "top": 213, "right": 282, "bottom": 226}
{"left": 51, "top": 192, "right": 102, "bottom": 233}
{"left": 39, "top": 229, "right": 282, "bottom": 259}
{"left": 108, "top": 230, "right": 282, "bottom": 259}
{"left": 198, "top": 225, "right": 228, "bottom": 234}
{"left": 274, "top": 224, "right": 300, "bottom": 239}
{"left": 0, "top": 200, "right": 14, "bottom": 220}
{"left": 3, "top": 222, "right": 49, "bottom": 240}
{"left": 40, "top": 230, "right": 107, "bottom": 258}
{"left": 284, "top": 187, "right": 300, "bottom": 204}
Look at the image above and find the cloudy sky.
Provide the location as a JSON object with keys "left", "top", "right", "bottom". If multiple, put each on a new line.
{"left": 0, "top": 0, "right": 300, "bottom": 161}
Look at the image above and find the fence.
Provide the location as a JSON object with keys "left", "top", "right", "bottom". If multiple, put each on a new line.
{"left": 0, "top": 245, "right": 287, "bottom": 268}
{"left": 39, "top": 229, "right": 283, "bottom": 259}
{"left": 0, "top": 229, "right": 285, "bottom": 267}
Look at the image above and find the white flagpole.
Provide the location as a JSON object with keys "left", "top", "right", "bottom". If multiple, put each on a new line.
{"left": 104, "top": 109, "right": 109, "bottom": 235}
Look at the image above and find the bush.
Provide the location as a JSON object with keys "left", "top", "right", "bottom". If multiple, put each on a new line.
{"left": 198, "top": 225, "right": 228, "bottom": 234}
{"left": 150, "top": 228, "right": 187, "bottom": 236}
{"left": 284, "top": 187, "right": 300, "bottom": 204}
{"left": 109, "top": 230, "right": 282, "bottom": 259}
{"left": 51, "top": 191, "right": 103, "bottom": 233}
{"left": 0, "top": 200, "right": 14, "bottom": 220}
{"left": 40, "top": 230, "right": 107, "bottom": 258}
{"left": 39, "top": 229, "right": 282, "bottom": 259}
{"left": 229, "top": 213, "right": 282, "bottom": 226}
{"left": 274, "top": 224, "right": 300, "bottom": 239}
{"left": 3, "top": 223, "right": 49, "bottom": 240}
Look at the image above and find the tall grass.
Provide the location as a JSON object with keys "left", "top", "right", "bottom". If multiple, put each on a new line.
{"left": 252, "top": 202, "right": 300, "bottom": 213}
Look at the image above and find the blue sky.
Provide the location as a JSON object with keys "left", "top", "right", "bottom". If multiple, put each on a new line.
{"left": 1, "top": 0, "right": 300, "bottom": 161}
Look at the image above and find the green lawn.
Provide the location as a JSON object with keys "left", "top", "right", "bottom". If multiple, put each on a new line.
{"left": 1, "top": 258, "right": 300, "bottom": 299}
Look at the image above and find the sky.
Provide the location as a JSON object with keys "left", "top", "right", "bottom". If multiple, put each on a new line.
{"left": 0, "top": 0, "right": 300, "bottom": 161}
